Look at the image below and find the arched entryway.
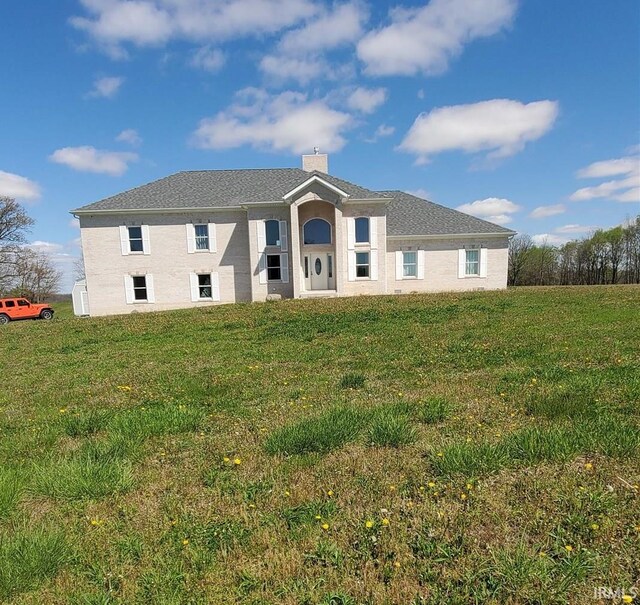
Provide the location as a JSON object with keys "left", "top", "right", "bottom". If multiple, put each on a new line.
{"left": 298, "top": 201, "right": 336, "bottom": 291}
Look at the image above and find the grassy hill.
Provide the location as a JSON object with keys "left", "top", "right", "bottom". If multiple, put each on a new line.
{"left": 0, "top": 286, "right": 638, "bottom": 605}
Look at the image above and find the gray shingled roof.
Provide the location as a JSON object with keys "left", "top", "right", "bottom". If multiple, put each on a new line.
{"left": 381, "top": 190, "right": 515, "bottom": 236}
{"left": 73, "top": 168, "right": 513, "bottom": 237}
{"left": 73, "top": 169, "right": 385, "bottom": 212}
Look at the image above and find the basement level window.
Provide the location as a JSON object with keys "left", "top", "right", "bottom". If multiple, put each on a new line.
{"left": 132, "top": 276, "right": 148, "bottom": 301}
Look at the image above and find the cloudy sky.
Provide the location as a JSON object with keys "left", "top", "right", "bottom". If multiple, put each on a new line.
{"left": 1, "top": 0, "right": 638, "bottom": 291}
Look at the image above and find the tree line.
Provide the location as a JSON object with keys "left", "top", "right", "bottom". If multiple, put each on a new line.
{"left": 0, "top": 196, "right": 62, "bottom": 301}
{"left": 509, "top": 216, "right": 640, "bottom": 286}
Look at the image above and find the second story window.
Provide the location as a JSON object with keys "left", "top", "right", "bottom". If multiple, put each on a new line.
{"left": 355, "top": 217, "right": 369, "bottom": 243}
{"left": 265, "top": 220, "right": 280, "bottom": 246}
{"left": 194, "top": 224, "right": 209, "bottom": 250}
{"left": 128, "top": 226, "right": 143, "bottom": 252}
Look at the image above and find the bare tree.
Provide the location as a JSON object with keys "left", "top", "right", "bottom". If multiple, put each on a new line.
{"left": 508, "top": 234, "right": 533, "bottom": 286}
{"left": 11, "top": 249, "right": 62, "bottom": 302}
{"left": 0, "top": 197, "right": 35, "bottom": 292}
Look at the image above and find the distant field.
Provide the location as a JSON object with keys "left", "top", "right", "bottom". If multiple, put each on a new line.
{"left": 0, "top": 286, "right": 638, "bottom": 605}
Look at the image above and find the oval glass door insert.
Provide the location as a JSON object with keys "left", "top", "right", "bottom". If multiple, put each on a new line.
{"left": 315, "top": 258, "right": 322, "bottom": 275}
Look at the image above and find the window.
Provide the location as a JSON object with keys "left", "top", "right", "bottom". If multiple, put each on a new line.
{"left": 197, "top": 274, "right": 212, "bottom": 299}
{"left": 355, "top": 252, "right": 370, "bottom": 278}
{"left": 132, "top": 276, "right": 148, "bottom": 301}
{"left": 403, "top": 251, "right": 417, "bottom": 278}
{"left": 265, "top": 220, "right": 280, "bottom": 246}
{"left": 17, "top": 300, "right": 29, "bottom": 307}
{"left": 5, "top": 300, "right": 15, "bottom": 308}
{"left": 355, "top": 217, "right": 369, "bottom": 243}
{"left": 303, "top": 218, "right": 331, "bottom": 245}
{"left": 304, "top": 256, "right": 309, "bottom": 279}
{"left": 267, "top": 254, "right": 281, "bottom": 281}
{"left": 194, "top": 224, "right": 209, "bottom": 251}
{"left": 465, "top": 249, "right": 480, "bottom": 276}
{"left": 128, "top": 226, "right": 143, "bottom": 252}
{"left": 328, "top": 254, "right": 333, "bottom": 279}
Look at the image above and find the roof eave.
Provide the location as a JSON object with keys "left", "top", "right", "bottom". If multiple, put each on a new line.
{"left": 387, "top": 231, "right": 516, "bottom": 239}
{"left": 72, "top": 205, "right": 245, "bottom": 216}
{"left": 283, "top": 175, "right": 350, "bottom": 200}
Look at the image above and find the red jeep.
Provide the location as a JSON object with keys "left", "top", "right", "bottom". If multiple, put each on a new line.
{"left": 0, "top": 298, "right": 54, "bottom": 324}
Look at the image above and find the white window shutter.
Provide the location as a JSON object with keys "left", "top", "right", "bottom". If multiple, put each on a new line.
{"left": 348, "top": 251, "right": 356, "bottom": 281}
{"left": 256, "top": 220, "right": 266, "bottom": 252}
{"left": 458, "top": 248, "right": 466, "bottom": 278}
{"left": 124, "top": 275, "right": 134, "bottom": 304}
{"left": 211, "top": 272, "right": 220, "bottom": 301}
{"left": 347, "top": 217, "right": 355, "bottom": 250}
{"left": 258, "top": 252, "right": 267, "bottom": 284}
{"left": 120, "top": 226, "right": 129, "bottom": 256}
{"left": 209, "top": 223, "right": 217, "bottom": 253}
{"left": 279, "top": 221, "right": 288, "bottom": 252}
{"left": 396, "top": 251, "right": 403, "bottom": 280}
{"left": 480, "top": 247, "right": 488, "bottom": 277}
{"left": 370, "top": 217, "right": 378, "bottom": 249}
{"left": 281, "top": 254, "right": 289, "bottom": 283}
{"left": 142, "top": 224, "right": 151, "bottom": 255}
{"left": 186, "top": 223, "right": 195, "bottom": 254}
{"left": 189, "top": 272, "right": 199, "bottom": 301}
{"left": 417, "top": 250, "right": 425, "bottom": 280}
{"left": 370, "top": 251, "right": 378, "bottom": 281}
{"left": 146, "top": 274, "right": 155, "bottom": 303}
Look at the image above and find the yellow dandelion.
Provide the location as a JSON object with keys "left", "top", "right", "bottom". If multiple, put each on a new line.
{"left": 327, "top": 490, "right": 334, "bottom": 497}
{"left": 89, "top": 518, "right": 101, "bottom": 526}
{"left": 419, "top": 486, "right": 425, "bottom": 491}
{"left": 393, "top": 561, "right": 401, "bottom": 568}
{"left": 539, "top": 551, "right": 547, "bottom": 557}
{"left": 591, "top": 523, "right": 599, "bottom": 530}
{"left": 381, "top": 518, "right": 390, "bottom": 526}
{"left": 564, "top": 545, "right": 573, "bottom": 552}
{"left": 233, "top": 457, "right": 242, "bottom": 465}
{"left": 314, "top": 515, "right": 321, "bottom": 520}
{"left": 466, "top": 483, "right": 473, "bottom": 490}
{"left": 321, "top": 523, "right": 329, "bottom": 530}
{"left": 223, "top": 456, "right": 230, "bottom": 462}
{"left": 170, "top": 519, "right": 177, "bottom": 526}
{"left": 182, "top": 539, "right": 189, "bottom": 546}
{"left": 365, "top": 520, "right": 374, "bottom": 529}
{"left": 436, "top": 452, "right": 444, "bottom": 458}
{"left": 531, "top": 378, "right": 537, "bottom": 383}
{"left": 584, "top": 462, "right": 593, "bottom": 470}
{"left": 428, "top": 482, "right": 436, "bottom": 488}
{"left": 622, "top": 595, "right": 634, "bottom": 603}
{"left": 460, "top": 493, "right": 467, "bottom": 501}
{"left": 59, "top": 408, "right": 67, "bottom": 414}
{"left": 284, "top": 490, "right": 290, "bottom": 496}
{"left": 248, "top": 504, "right": 256, "bottom": 509}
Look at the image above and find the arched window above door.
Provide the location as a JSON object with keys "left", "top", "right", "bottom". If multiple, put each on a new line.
{"left": 303, "top": 218, "right": 331, "bottom": 245}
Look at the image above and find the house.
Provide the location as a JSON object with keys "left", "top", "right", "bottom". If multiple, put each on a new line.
{"left": 72, "top": 153, "right": 515, "bottom": 317}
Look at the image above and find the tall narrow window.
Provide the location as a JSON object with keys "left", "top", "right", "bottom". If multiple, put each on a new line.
{"left": 355, "top": 217, "right": 369, "bottom": 243}
{"left": 403, "top": 251, "right": 417, "bottom": 277}
{"left": 132, "top": 276, "right": 147, "bottom": 300}
{"left": 267, "top": 254, "right": 282, "bottom": 281}
{"left": 265, "top": 220, "right": 280, "bottom": 246}
{"left": 465, "top": 249, "right": 480, "bottom": 276}
{"left": 194, "top": 224, "right": 209, "bottom": 250}
{"left": 355, "top": 252, "right": 370, "bottom": 278}
{"left": 197, "top": 274, "right": 212, "bottom": 298}
{"left": 128, "top": 226, "right": 143, "bottom": 252}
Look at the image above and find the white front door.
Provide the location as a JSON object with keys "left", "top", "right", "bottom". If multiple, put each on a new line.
{"left": 310, "top": 253, "right": 328, "bottom": 290}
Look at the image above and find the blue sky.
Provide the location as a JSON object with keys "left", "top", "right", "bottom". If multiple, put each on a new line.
{"left": 1, "top": 0, "right": 638, "bottom": 292}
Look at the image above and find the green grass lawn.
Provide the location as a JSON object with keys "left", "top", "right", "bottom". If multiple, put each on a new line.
{"left": 0, "top": 286, "right": 638, "bottom": 605}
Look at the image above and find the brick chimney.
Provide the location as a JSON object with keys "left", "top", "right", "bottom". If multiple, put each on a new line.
{"left": 302, "top": 147, "right": 328, "bottom": 173}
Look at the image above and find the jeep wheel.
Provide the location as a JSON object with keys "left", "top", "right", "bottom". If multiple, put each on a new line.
{"left": 0, "top": 314, "right": 9, "bottom": 325}
{"left": 40, "top": 309, "right": 54, "bottom": 320}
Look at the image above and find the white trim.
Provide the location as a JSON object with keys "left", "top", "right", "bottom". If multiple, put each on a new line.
{"left": 347, "top": 251, "right": 356, "bottom": 281}
{"left": 388, "top": 232, "right": 514, "bottom": 240}
{"left": 257, "top": 220, "right": 266, "bottom": 252}
{"left": 146, "top": 274, "right": 155, "bottom": 302}
{"left": 258, "top": 252, "right": 267, "bottom": 284}
{"left": 480, "top": 247, "right": 488, "bottom": 278}
{"left": 281, "top": 254, "right": 289, "bottom": 283}
{"left": 141, "top": 224, "right": 150, "bottom": 255}
{"left": 458, "top": 249, "right": 466, "bottom": 279}
{"left": 189, "top": 272, "right": 199, "bottom": 301}
{"left": 370, "top": 251, "right": 378, "bottom": 281}
{"left": 283, "top": 175, "right": 350, "bottom": 201}
{"left": 208, "top": 223, "right": 217, "bottom": 253}
{"left": 417, "top": 250, "right": 425, "bottom": 280}
{"left": 124, "top": 275, "right": 134, "bottom": 304}
{"left": 211, "top": 272, "right": 220, "bottom": 301}
{"left": 369, "top": 216, "right": 378, "bottom": 249}
{"left": 186, "top": 223, "right": 195, "bottom": 254}
{"left": 395, "top": 250, "right": 403, "bottom": 280}
{"left": 119, "top": 225, "right": 129, "bottom": 256}
{"left": 279, "top": 220, "right": 288, "bottom": 252}
{"left": 347, "top": 217, "right": 355, "bottom": 250}
{"left": 73, "top": 206, "right": 247, "bottom": 215}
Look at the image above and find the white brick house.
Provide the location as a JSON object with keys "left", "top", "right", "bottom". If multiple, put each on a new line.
{"left": 72, "top": 154, "right": 514, "bottom": 316}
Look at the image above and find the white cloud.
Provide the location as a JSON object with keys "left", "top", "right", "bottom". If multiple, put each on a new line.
{"left": 531, "top": 233, "right": 569, "bottom": 246}
{"left": 87, "top": 76, "right": 124, "bottom": 98}
{"left": 406, "top": 188, "right": 432, "bottom": 200}
{"left": 49, "top": 146, "right": 138, "bottom": 176}
{"left": 529, "top": 204, "right": 566, "bottom": 218}
{"left": 570, "top": 154, "right": 640, "bottom": 203}
{"left": 375, "top": 124, "right": 395, "bottom": 137}
{"left": 279, "top": 1, "right": 367, "bottom": 54}
{"left": 24, "top": 240, "right": 80, "bottom": 293}
{"left": 116, "top": 129, "right": 142, "bottom": 146}
{"left": 456, "top": 197, "right": 521, "bottom": 225}
{"left": 0, "top": 171, "right": 42, "bottom": 201}
{"left": 191, "top": 88, "right": 352, "bottom": 154}
{"left": 357, "top": 0, "right": 517, "bottom": 76}
{"left": 347, "top": 87, "right": 387, "bottom": 114}
{"left": 69, "top": 218, "right": 80, "bottom": 229}
{"left": 399, "top": 99, "right": 559, "bottom": 163}
{"left": 259, "top": 55, "right": 327, "bottom": 84}
{"left": 554, "top": 224, "right": 595, "bottom": 234}
{"left": 190, "top": 46, "right": 226, "bottom": 72}
{"left": 71, "top": 0, "right": 318, "bottom": 57}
